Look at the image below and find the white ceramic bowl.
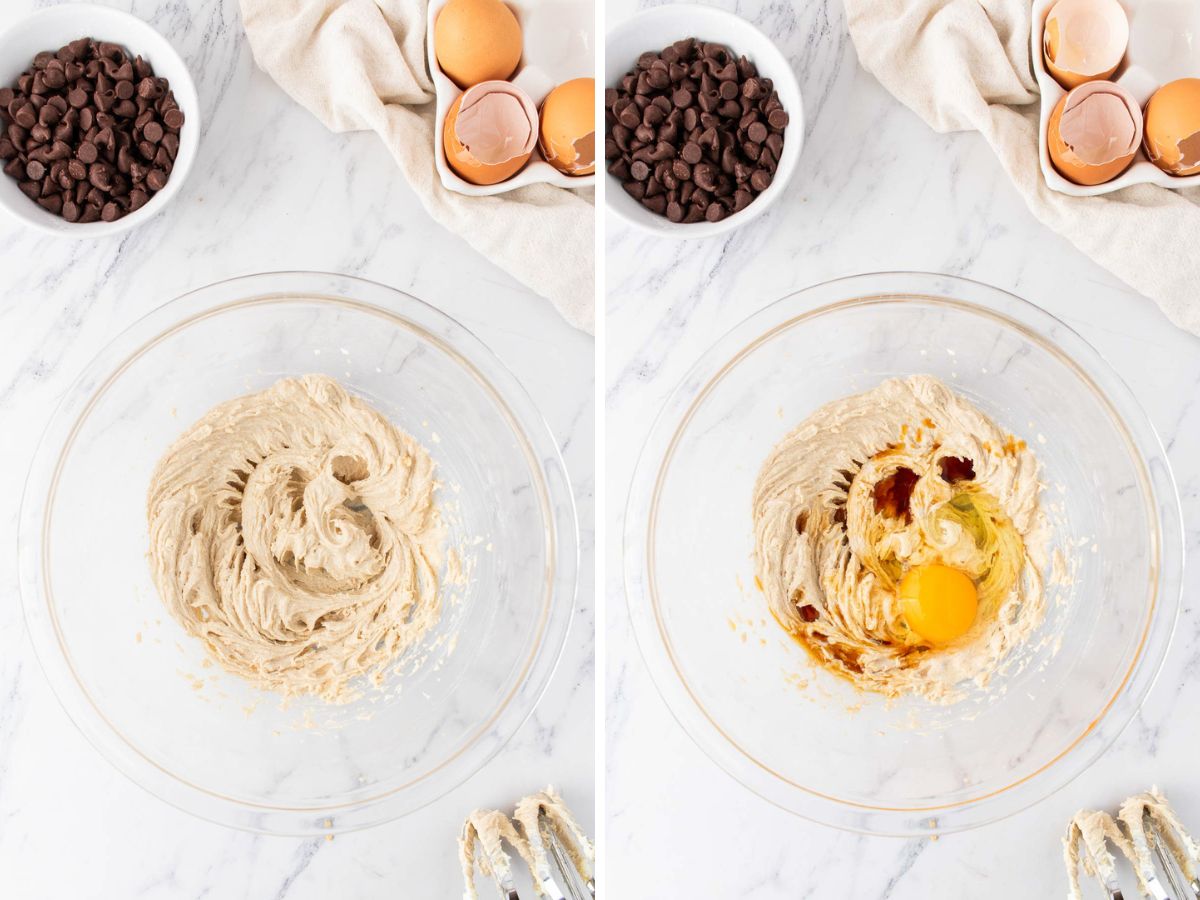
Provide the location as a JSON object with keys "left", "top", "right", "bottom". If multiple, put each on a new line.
{"left": 604, "top": 4, "right": 804, "bottom": 238}
{"left": 0, "top": 3, "right": 200, "bottom": 237}
{"left": 1033, "top": 0, "right": 1200, "bottom": 196}
{"left": 427, "top": 0, "right": 595, "bottom": 196}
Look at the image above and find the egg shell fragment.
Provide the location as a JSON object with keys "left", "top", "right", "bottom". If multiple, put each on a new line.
{"left": 434, "top": 0, "right": 523, "bottom": 89}
{"left": 538, "top": 78, "right": 596, "bottom": 176}
{"left": 1048, "top": 81, "right": 1142, "bottom": 185}
{"left": 443, "top": 81, "right": 538, "bottom": 185}
{"left": 1043, "top": 0, "right": 1129, "bottom": 90}
{"left": 1144, "top": 78, "right": 1200, "bottom": 177}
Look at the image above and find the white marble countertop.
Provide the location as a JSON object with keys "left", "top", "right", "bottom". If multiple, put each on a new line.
{"left": 0, "top": 1, "right": 594, "bottom": 897}
{"left": 605, "top": 0, "right": 1200, "bottom": 896}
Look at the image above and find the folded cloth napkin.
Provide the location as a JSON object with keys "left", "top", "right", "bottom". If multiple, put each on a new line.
{"left": 239, "top": 0, "right": 594, "bottom": 333}
{"left": 845, "top": 0, "right": 1200, "bottom": 336}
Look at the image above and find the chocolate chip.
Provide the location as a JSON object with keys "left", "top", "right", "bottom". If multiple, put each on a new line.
{"left": 608, "top": 37, "right": 787, "bottom": 224}
{"left": 642, "top": 193, "right": 667, "bottom": 215}
{"left": 13, "top": 103, "right": 36, "bottom": 129}
{"left": 0, "top": 36, "right": 183, "bottom": 223}
{"left": 88, "top": 162, "right": 112, "bottom": 190}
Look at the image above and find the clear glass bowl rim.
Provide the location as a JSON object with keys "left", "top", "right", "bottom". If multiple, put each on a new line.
{"left": 623, "top": 271, "right": 1183, "bottom": 836}
{"left": 18, "top": 271, "right": 579, "bottom": 835}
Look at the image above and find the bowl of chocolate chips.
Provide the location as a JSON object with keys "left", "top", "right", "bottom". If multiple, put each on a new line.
{"left": 604, "top": 4, "right": 803, "bottom": 238}
{"left": 0, "top": 4, "right": 199, "bottom": 237}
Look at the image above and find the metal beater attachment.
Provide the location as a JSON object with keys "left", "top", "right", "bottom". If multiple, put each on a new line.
{"left": 472, "top": 840, "right": 520, "bottom": 900}
{"left": 1065, "top": 788, "right": 1200, "bottom": 900}
{"left": 517, "top": 791, "right": 596, "bottom": 900}
{"left": 459, "top": 788, "right": 595, "bottom": 900}
{"left": 1120, "top": 792, "right": 1200, "bottom": 900}
{"left": 459, "top": 809, "right": 531, "bottom": 900}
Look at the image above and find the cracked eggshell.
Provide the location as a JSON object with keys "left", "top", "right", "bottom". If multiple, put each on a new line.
{"left": 1043, "top": 0, "right": 1129, "bottom": 90}
{"left": 1048, "top": 80, "right": 1142, "bottom": 185}
{"left": 1144, "top": 78, "right": 1200, "bottom": 176}
{"left": 538, "top": 78, "right": 595, "bottom": 176}
{"left": 442, "top": 81, "right": 538, "bottom": 185}
{"left": 434, "top": 0, "right": 522, "bottom": 89}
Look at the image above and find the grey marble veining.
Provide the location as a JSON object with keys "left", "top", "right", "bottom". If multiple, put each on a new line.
{"left": 0, "top": 1, "right": 594, "bottom": 897}
{"left": 605, "top": 0, "right": 1200, "bottom": 896}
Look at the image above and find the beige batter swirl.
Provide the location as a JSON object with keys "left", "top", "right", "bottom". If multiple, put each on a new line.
{"left": 147, "top": 375, "right": 447, "bottom": 703}
{"left": 753, "top": 375, "right": 1050, "bottom": 702}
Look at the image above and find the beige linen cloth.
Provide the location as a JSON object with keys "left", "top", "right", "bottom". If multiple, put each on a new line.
{"left": 845, "top": 0, "right": 1200, "bottom": 336}
{"left": 239, "top": 0, "right": 594, "bottom": 333}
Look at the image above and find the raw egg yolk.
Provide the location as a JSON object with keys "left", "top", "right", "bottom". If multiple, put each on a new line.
{"left": 899, "top": 564, "right": 978, "bottom": 646}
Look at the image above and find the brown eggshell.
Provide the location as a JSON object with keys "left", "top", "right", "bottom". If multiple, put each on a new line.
{"left": 1043, "top": 0, "right": 1128, "bottom": 91}
{"left": 443, "top": 89, "right": 536, "bottom": 186}
{"left": 538, "top": 78, "right": 596, "bottom": 176}
{"left": 1047, "top": 84, "right": 1140, "bottom": 186}
{"left": 434, "top": 0, "right": 523, "bottom": 89}
{"left": 1144, "top": 78, "right": 1200, "bottom": 177}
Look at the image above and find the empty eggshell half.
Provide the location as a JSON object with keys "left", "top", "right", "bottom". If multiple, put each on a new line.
{"left": 539, "top": 78, "right": 596, "bottom": 176}
{"left": 1043, "top": 0, "right": 1129, "bottom": 90}
{"left": 443, "top": 81, "right": 539, "bottom": 186}
{"left": 1047, "top": 80, "right": 1142, "bottom": 185}
{"left": 1144, "top": 78, "right": 1200, "bottom": 176}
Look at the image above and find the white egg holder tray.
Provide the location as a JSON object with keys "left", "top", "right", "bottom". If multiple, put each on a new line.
{"left": 1032, "top": 0, "right": 1200, "bottom": 196}
{"left": 426, "top": 0, "right": 595, "bottom": 196}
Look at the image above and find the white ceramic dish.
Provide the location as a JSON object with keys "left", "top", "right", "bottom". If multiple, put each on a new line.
{"left": 0, "top": 3, "right": 200, "bottom": 238}
{"left": 604, "top": 4, "right": 803, "bottom": 239}
{"left": 1033, "top": 0, "right": 1200, "bottom": 196}
{"left": 427, "top": 0, "right": 595, "bottom": 196}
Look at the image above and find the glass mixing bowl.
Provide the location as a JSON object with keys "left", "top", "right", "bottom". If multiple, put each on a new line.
{"left": 625, "top": 272, "right": 1182, "bottom": 835}
{"left": 19, "top": 272, "right": 577, "bottom": 834}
